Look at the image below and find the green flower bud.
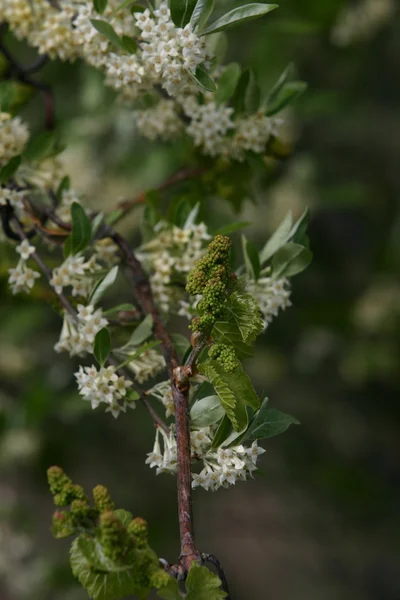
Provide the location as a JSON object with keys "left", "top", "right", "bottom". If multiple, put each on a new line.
{"left": 47, "top": 466, "right": 71, "bottom": 496}
{"left": 127, "top": 517, "right": 148, "bottom": 549}
{"left": 151, "top": 568, "right": 172, "bottom": 590}
{"left": 93, "top": 485, "right": 115, "bottom": 513}
{"left": 100, "top": 512, "right": 135, "bottom": 563}
{"left": 52, "top": 510, "right": 75, "bottom": 539}
{"left": 54, "top": 483, "right": 88, "bottom": 507}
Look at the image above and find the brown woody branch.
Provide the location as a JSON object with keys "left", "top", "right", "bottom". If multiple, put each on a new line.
{"left": 108, "top": 228, "right": 200, "bottom": 572}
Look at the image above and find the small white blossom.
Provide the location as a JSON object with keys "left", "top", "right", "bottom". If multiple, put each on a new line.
{"left": 54, "top": 306, "right": 108, "bottom": 357}
{"left": 247, "top": 276, "right": 292, "bottom": 329}
{"left": 75, "top": 364, "right": 133, "bottom": 417}
{"left": 15, "top": 240, "right": 35, "bottom": 261}
{"left": 8, "top": 260, "right": 40, "bottom": 295}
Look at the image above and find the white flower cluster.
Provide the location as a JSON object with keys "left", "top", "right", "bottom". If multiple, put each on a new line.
{"left": 184, "top": 99, "right": 235, "bottom": 157}
{"left": 145, "top": 428, "right": 177, "bottom": 475}
{"left": 138, "top": 221, "right": 211, "bottom": 313}
{"left": 50, "top": 254, "right": 101, "bottom": 298}
{"left": 331, "top": 0, "right": 395, "bottom": 46}
{"left": 0, "top": 3, "right": 284, "bottom": 163}
{"left": 125, "top": 348, "right": 166, "bottom": 384}
{"left": 146, "top": 425, "right": 266, "bottom": 491}
{"left": 191, "top": 440, "right": 266, "bottom": 491}
{"left": 0, "top": 1, "right": 207, "bottom": 100}
{"left": 247, "top": 276, "right": 292, "bottom": 329}
{"left": 0, "top": 110, "right": 29, "bottom": 166}
{"left": 135, "top": 99, "right": 183, "bottom": 141}
{"left": 135, "top": 4, "right": 209, "bottom": 97}
{"left": 75, "top": 364, "right": 133, "bottom": 418}
{"left": 55, "top": 304, "right": 108, "bottom": 356}
{"left": 8, "top": 240, "right": 40, "bottom": 295}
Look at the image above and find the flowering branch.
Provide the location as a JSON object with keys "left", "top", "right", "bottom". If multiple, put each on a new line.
{"left": 108, "top": 228, "right": 200, "bottom": 573}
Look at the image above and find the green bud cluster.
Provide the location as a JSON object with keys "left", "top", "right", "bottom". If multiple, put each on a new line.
{"left": 100, "top": 512, "right": 136, "bottom": 563}
{"left": 52, "top": 510, "right": 75, "bottom": 539}
{"left": 209, "top": 343, "right": 238, "bottom": 373}
{"left": 186, "top": 235, "right": 232, "bottom": 333}
{"left": 93, "top": 485, "right": 115, "bottom": 513}
{"left": 127, "top": 517, "right": 148, "bottom": 550}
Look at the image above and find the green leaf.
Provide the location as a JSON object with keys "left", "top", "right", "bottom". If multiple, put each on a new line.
{"left": 128, "top": 315, "right": 153, "bottom": 347}
{"left": 70, "top": 536, "right": 156, "bottom": 600}
{"left": 56, "top": 175, "right": 71, "bottom": 202}
{"left": 201, "top": 3, "right": 278, "bottom": 36}
{"left": 199, "top": 362, "right": 246, "bottom": 431}
{"left": 90, "top": 19, "right": 126, "bottom": 50}
{"left": 93, "top": 0, "right": 108, "bottom": 13}
{"left": 244, "top": 69, "right": 260, "bottom": 114}
{"left": 231, "top": 68, "right": 260, "bottom": 115}
{"left": 103, "top": 303, "right": 136, "bottom": 315}
{"left": 0, "top": 155, "right": 21, "bottom": 184}
{"left": 271, "top": 242, "right": 312, "bottom": 277}
{"left": 214, "top": 221, "right": 251, "bottom": 236}
{"left": 104, "top": 209, "right": 123, "bottom": 226}
{"left": 121, "top": 35, "right": 138, "bottom": 53}
{"left": 191, "top": 0, "right": 215, "bottom": 32}
{"left": 264, "top": 62, "right": 294, "bottom": 106}
{"left": 169, "top": 0, "right": 197, "bottom": 27}
{"left": 241, "top": 234, "right": 260, "bottom": 280}
{"left": 245, "top": 399, "right": 299, "bottom": 441}
{"left": 66, "top": 202, "right": 92, "bottom": 255}
{"left": 186, "top": 562, "right": 227, "bottom": 600}
{"left": 212, "top": 321, "right": 253, "bottom": 359}
{"left": 113, "top": 509, "right": 133, "bottom": 526}
{"left": 259, "top": 211, "right": 292, "bottom": 264}
{"left": 0, "top": 81, "right": 17, "bottom": 111}
{"left": 171, "top": 333, "right": 191, "bottom": 361}
{"left": 24, "top": 131, "right": 58, "bottom": 162}
{"left": 89, "top": 266, "right": 119, "bottom": 306}
{"left": 266, "top": 81, "right": 307, "bottom": 116}
{"left": 199, "top": 359, "right": 259, "bottom": 431}
{"left": 157, "top": 578, "right": 182, "bottom": 599}
{"left": 225, "top": 291, "right": 263, "bottom": 344}
{"left": 94, "top": 328, "right": 111, "bottom": 367}
{"left": 215, "top": 62, "right": 241, "bottom": 104}
{"left": 190, "top": 395, "right": 225, "bottom": 428}
{"left": 91, "top": 212, "right": 105, "bottom": 236}
{"left": 188, "top": 64, "right": 217, "bottom": 92}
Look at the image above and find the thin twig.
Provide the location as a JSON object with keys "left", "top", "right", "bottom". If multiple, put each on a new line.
{"left": 201, "top": 553, "right": 231, "bottom": 599}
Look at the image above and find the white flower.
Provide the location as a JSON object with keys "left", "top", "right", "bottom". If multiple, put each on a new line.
{"left": 54, "top": 306, "right": 108, "bottom": 357}
{"left": 0, "top": 111, "right": 29, "bottom": 166}
{"left": 126, "top": 349, "right": 166, "bottom": 384}
{"left": 49, "top": 254, "right": 101, "bottom": 298}
{"left": 247, "top": 276, "right": 292, "bottom": 329}
{"left": 75, "top": 364, "right": 133, "bottom": 417}
{"left": 8, "top": 260, "right": 40, "bottom": 294}
{"left": 15, "top": 240, "right": 35, "bottom": 261}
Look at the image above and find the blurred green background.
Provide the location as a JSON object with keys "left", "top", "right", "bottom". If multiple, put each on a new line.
{"left": 1, "top": 1, "right": 400, "bottom": 599}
